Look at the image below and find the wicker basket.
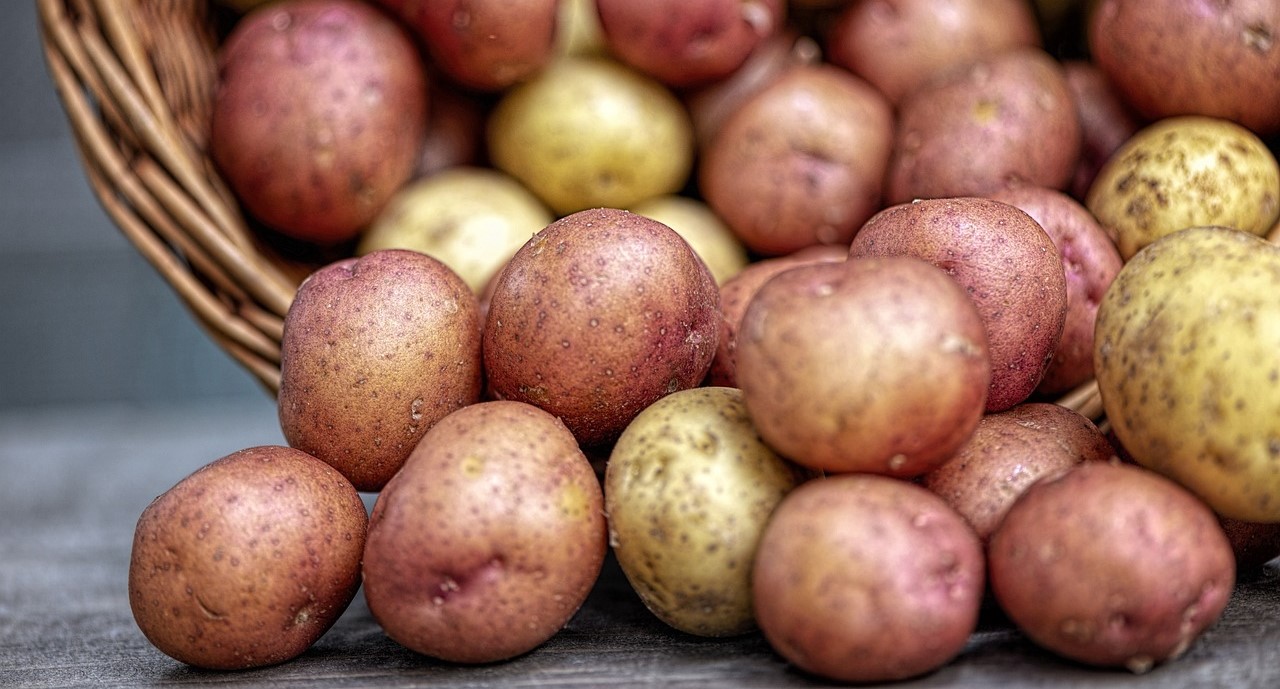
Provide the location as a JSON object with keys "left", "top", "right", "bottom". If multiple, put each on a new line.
{"left": 36, "top": 0, "right": 1105, "bottom": 421}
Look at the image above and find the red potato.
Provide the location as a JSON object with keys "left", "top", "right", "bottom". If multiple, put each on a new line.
{"left": 595, "top": 0, "right": 786, "bottom": 88}
{"left": 129, "top": 446, "right": 367, "bottom": 670}
{"left": 362, "top": 401, "right": 607, "bottom": 663}
{"left": 736, "top": 257, "right": 990, "bottom": 477}
{"left": 700, "top": 64, "right": 894, "bottom": 256}
{"left": 921, "top": 402, "right": 1116, "bottom": 542}
{"left": 989, "top": 185, "right": 1122, "bottom": 396}
{"left": 483, "top": 208, "right": 721, "bottom": 448}
{"left": 377, "top": 0, "right": 559, "bottom": 91}
{"left": 1062, "top": 60, "right": 1143, "bottom": 203}
{"left": 278, "top": 250, "right": 484, "bottom": 491}
{"left": 849, "top": 197, "right": 1068, "bottom": 412}
{"left": 210, "top": 0, "right": 428, "bottom": 245}
{"left": 753, "top": 474, "right": 985, "bottom": 683}
{"left": 1089, "top": 0, "right": 1280, "bottom": 136}
{"left": 826, "top": 0, "right": 1041, "bottom": 105}
{"left": 989, "top": 461, "right": 1236, "bottom": 673}
{"left": 414, "top": 79, "right": 487, "bottom": 178}
{"left": 885, "top": 48, "right": 1081, "bottom": 205}
{"left": 706, "top": 244, "right": 847, "bottom": 388}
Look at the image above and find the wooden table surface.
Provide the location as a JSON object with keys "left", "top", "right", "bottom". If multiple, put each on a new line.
{"left": 3, "top": 401, "right": 1279, "bottom": 688}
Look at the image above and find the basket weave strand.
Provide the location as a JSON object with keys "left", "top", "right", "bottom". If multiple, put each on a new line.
{"left": 38, "top": 0, "right": 296, "bottom": 393}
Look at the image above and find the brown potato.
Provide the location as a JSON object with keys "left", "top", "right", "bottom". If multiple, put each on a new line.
{"left": 362, "top": 401, "right": 607, "bottom": 663}
{"left": 885, "top": 48, "right": 1080, "bottom": 205}
{"left": 988, "top": 461, "right": 1236, "bottom": 673}
{"left": 376, "top": 0, "right": 558, "bottom": 91}
{"left": 737, "top": 257, "right": 990, "bottom": 476}
{"left": 595, "top": 0, "right": 786, "bottom": 88}
{"left": 826, "top": 0, "right": 1041, "bottom": 105}
{"left": 753, "top": 474, "right": 985, "bottom": 683}
{"left": 706, "top": 244, "right": 847, "bottom": 388}
{"left": 483, "top": 208, "right": 720, "bottom": 448}
{"left": 129, "top": 446, "right": 367, "bottom": 670}
{"left": 700, "top": 64, "right": 894, "bottom": 255}
{"left": 850, "top": 197, "right": 1068, "bottom": 412}
{"left": 1088, "top": 0, "right": 1280, "bottom": 136}
{"left": 210, "top": 0, "right": 428, "bottom": 245}
{"left": 278, "top": 249, "right": 483, "bottom": 491}
{"left": 989, "top": 185, "right": 1122, "bottom": 395}
{"left": 922, "top": 402, "right": 1115, "bottom": 542}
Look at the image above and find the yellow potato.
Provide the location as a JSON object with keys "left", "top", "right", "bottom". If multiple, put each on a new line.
{"left": 1086, "top": 116, "right": 1280, "bottom": 260}
{"left": 357, "top": 167, "right": 552, "bottom": 293}
{"left": 629, "top": 195, "right": 748, "bottom": 284}
{"left": 486, "top": 57, "right": 694, "bottom": 215}
{"left": 605, "top": 387, "right": 806, "bottom": 637}
{"left": 1094, "top": 226, "right": 1280, "bottom": 522}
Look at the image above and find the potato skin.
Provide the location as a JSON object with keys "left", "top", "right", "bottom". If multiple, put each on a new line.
{"left": 1062, "top": 60, "right": 1142, "bottom": 203}
{"left": 605, "top": 387, "right": 806, "bottom": 637}
{"left": 1085, "top": 116, "right": 1280, "bottom": 260}
{"left": 1089, "top": 0, "right": 1280, "bottom": 136}
{"left": 850, "top": 197, "right": 1068, "bottom": 412}
{"left": 278, "top": 249, "right": 483, "bottom": 491}
{"left": 753, "top": 474, "right": 985, "bottom": 683}
{"left": 377, "top": 0, "right": 558, "bottom": 91}
{"left": 989, "top": 185, "right": 1123, "bottom": 395}
{"left": 128, "top": 446, "right": 367, "bottom": 670}
{"left": 826, "top": 0, "right": 1041, "bottom": 105}
{"left": 595, "top": 0, "right": 785, "bottom": 88}
{"left": 1094, "top": 226, "right": 1280, "bottom": 522}
{"left": 484, "top": 208, "right": 720, "bottom": 448}
{"left": 700, "top": 64, "right": 894, "bottom": 256}
{"left": 988, "top": 461, "right": 1235, "bottom": 673}
{"left": 922, "top": 402, "right": 1115, "bottom": 542}
{"left": 707, "top": 244, "right": 847, "bottom": 388}
{"left": 885, "top": 48, "right": 1080, "bottom": 205}
{"left": 737, "top": 257, "right": 990, "bottom": 476}
{"left": 362, "top": 401, "right": 607, "bottom": 663}
{"left": 210, "top": 0, "right": 427, "bottom": 244}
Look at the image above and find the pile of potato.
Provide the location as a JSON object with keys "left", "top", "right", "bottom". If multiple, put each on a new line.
{"left": 128, "top": 0, "right": 1280, "bottom": 682}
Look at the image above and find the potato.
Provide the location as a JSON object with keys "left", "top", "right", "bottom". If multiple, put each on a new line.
{"left": 414, "top": 81, "right": 486, "bottom": 178}
{"left": 1085, "top": 116, "right": 1280, "bottom": 260}
{"left": 278, "top": 249, "right": 483, "bottom": 491}
{"left": 706, "top": 244, "right": 847, "bottom": 388}
{"left": 752, "top": 474, "right": 985, "bottom": 683}
{"left": 700, "top": 64, "right": 894, "bottom": 255}
{"left": 594, "top": 0, "right": 785, "bottom": 88}
{"left": 1062, "top": 60, "right": 1143, "bottom": 203}
{"left": 684, "top": 30, "right": 821, "bottom": 150}
{"left": 362, "top": 401, "right": 606, "bottom": 663}
{"left": 604, "top": 387, "right": 806, "bottom": 637}
{"left": 483, "top": 208, "right": 720, "bottom": 448}
{"left": 376, "top": 0, "right": 558, "bottom": 91}
{"left": 850, "top": 197, "right": 1068, "bottom": 412}
{"left": 629, "top": 195, "right": 748, "bottom": 285}
{"left": 737, "top": 257, "right": 990, "bottom": 476}
{"left": 1094, "top": 226, "right": 1280, "bottom": 522}
{"left": 988, "top": 461, "right": 1235, "bottom": 673}
{"left": 1218, "top": 517, "right": 1280, "bottom": 576}
{"left": 357, "top": 167, "right": 553, "bottom": 293}
{"left": 922, "top": 402, "right": 1115, "bottom": 542}
{"left": 989, "top": 185, "right": 1123, "bottom": 395}
{"left": 486, "top": 57, "right": 693, "bottom": 216}
{"left": 210, "top": 0, "right": 427, "bottom": 245}
{"left": 556, "top": 0, "right": 607, "bottom": 57}
{"left": 1088, "top": 0, "right": 1280, "bottom": 136}
{"left": 128, "top": 446, "right": 367, "bottom": 670}
{"left": 826, "top": 0, "right": 1041, "bottom": 105}
{"left": 884, "top": 48, "right": 1080, "bottom": 204}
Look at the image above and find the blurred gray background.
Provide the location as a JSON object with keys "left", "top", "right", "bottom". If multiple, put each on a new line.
{"left": 2, "top": 2, "right": 267, "bottom": 409}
